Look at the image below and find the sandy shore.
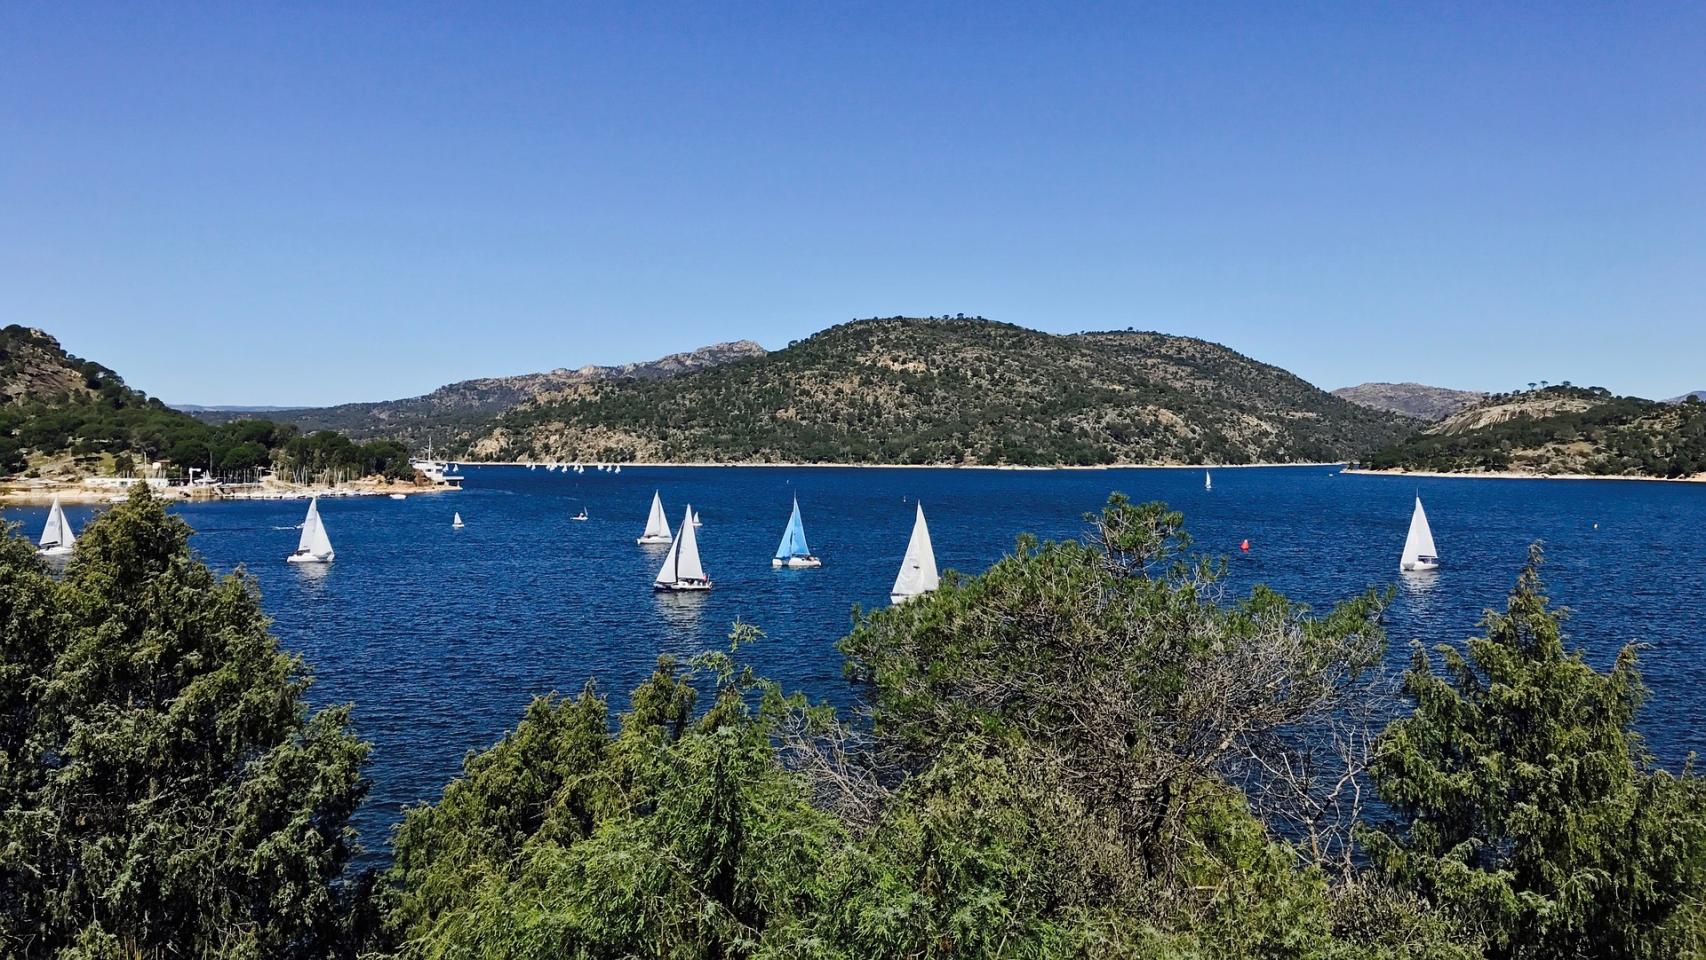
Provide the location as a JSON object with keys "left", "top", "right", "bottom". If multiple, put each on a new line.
{"left": 1340, "top": 467, "right": 1706, "bottom": 484}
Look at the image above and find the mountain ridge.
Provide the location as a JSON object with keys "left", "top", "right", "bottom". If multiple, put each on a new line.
{"left": 463, "top": 317, "right": 1417, "bottom": 466}
{"left": 1332, "top": 382, "right": 1485, "bottom": 421}
{"left": 189, "top": 340, "right": 768, "bottom": 443}
{"left": 1364, "top": 385, "right": 1706, "bottom": 477}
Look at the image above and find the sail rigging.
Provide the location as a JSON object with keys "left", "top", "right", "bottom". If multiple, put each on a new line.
{"left": 637, "top": 491, "right": 673, "bottom": 544}
{"left": 1399, "top": 496, "right": 1439, "bottom": 572}
{"left": 890, "top": 503, "right": 939, "bottom": 602}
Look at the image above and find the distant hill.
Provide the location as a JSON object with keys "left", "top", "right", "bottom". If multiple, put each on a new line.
{"left": 0, "top": 325, "right": 413, "bottom": 482}
{"left": 463, "top": 317, "right": 1416, "bottom": 466}
{"left": 1668, "top": 390, "right": 1706, "bottom": 404}
{"left": 1332, "top": 382, "right": 1485, "bottom": 421}
{"left": 1364, "top": 385, "right": 1706, "bottom": 477}
{"left": 191, "top": 340, "right": 767, "bottom": 445}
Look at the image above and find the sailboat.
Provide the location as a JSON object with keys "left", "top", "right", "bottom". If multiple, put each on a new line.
{"left": 889, "top": 502, "right": 939, "bottom": 603}
{"left": 635, "top": 491, "right": 673, "bottom": 544}
{"left": 572, "top": 505, "right": 589, "bottom": 521}
{"left": 288, "top": 497, "right": 335, "bottom": 564}
{"left": 452, "top": 512, "right": 464, "bottom": 529}
{"left": 614, "top": 464, "right": 621, "bottom": 474}
{"left": 653, "top": 505, "right": 711, "bottom": 591}
{"left": 37, "top": 495, "right": 76, "bottom": 558}
{"left": 692, "top": 509, "right": 703, "bottom": 527}
{"left": 1399, "top": 495, "right": 1440, "bottom": 573}
{"left": 772, "top": 496, "right": 821, "bottom": 568}
{"left": 1205, "top": 471, "right": 1212, "bottom": 491}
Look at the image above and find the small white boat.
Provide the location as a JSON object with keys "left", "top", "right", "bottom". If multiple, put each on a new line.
{"left": 653, "top": 505, "right": 711, "bottom": 591}
{"left": 614, "top": 464, "right": 621, "bottom": 474}
{"left": 772, "top": 496, "right": 821, "bottom": 568}
{"left": 1399, "top": 495, "right": 1440, "bottom": 573}
{"left": 36, "top": 495, "right": 76, "bottom": 558}
{"left": 572, "top": 507, "right": 588, "bottom": 521}
{"left": 692, "top": 509, "right": 703, "bottom": 527}
{"left": 635, "top": 491, "right": 673, "bottom": 544}
{"left": 452, "top": 512, "right": 464, "bottom": 529}
{"left": 1205, "top": 471, "right": 1212, "bottom": 491}
{"left": 287, "top": 497, "right": 335, "bottom": 564}
{"left": 890, "top": 502, "right": 939, "bottom": 603}
{"left": 389, "top": 493, "right": 407, "bottom": 500}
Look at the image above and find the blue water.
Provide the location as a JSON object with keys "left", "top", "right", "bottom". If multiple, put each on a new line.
{"left": 10, "top": 466, "right": 1706, "bottom": 864}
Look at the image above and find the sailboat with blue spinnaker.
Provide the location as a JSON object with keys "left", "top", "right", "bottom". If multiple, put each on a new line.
{"left": 772, "top": 496, "right": 821, "bottom": 568}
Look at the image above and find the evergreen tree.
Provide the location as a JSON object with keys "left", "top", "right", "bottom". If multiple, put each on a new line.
{"left": 1366, "top": 546, "right": 1706, "bottom": 959}
{"left": 0, "top": 485, "right": 370, "bottom": 959}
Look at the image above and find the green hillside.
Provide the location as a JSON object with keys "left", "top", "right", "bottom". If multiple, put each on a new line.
{"left": 1364, "top": 385, "right": 1706, "bottom": 477}
{"left": 465, "top": 317, "right": 1415, "bottom": 465}
{"left": 0, "top": 325, "right": 409, "bottom": 481}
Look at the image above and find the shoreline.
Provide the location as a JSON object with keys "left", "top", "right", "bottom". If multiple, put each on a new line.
{"left": 1340, "top": 467, "right": 1706, "bottom": 484}
{"left": 1, "top": 478, "right": 458, "bottom": 506}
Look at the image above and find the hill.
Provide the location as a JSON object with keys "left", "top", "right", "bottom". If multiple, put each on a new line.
{"left": 1363, "top": 385, "right": 1706, "bottom": 477}
{"left": 1669, "top": 390, "right": 1706, "bottom": 404}
{"left": 463, "top": 317, "right": 1416, "bottom": 466}
{"left": 0, "top": 325, "right": 411, "bottom": 482}
{"left": 190, "top": 340, "right": 767, "bottom": 445}
{"left": 1332, "top": 381, "right": 1484, "bottom": 421}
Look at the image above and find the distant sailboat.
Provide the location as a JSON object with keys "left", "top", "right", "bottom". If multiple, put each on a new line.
{"left": 772, "top": 496, "right": 821, "bottom": 568}
{"left": 288, "top": 497, "right": 335, "bottom": 564}
{"left": 692, "top": 509, "right": 702, "bottom": 527}
{"left": 653, "top": 505, "right": 711, "bottom": 591}
{"left": 889, "top": 502, "right": 939, "bottom": 603}
{"left": 1399, "top": 496, "right": 1440, "bottom": 573}
{"left": 614, "top": 464, "right": 621, "bottom": 474}
{"left": 452, "top": 512, "right": 464, "bottom": 529}
{"left": 37, "top": 495, "right": 75, "bottom": 558}
{"left": 572, "top": 507, "right": 588, "bottom": 521}
{"left": 636, "top": 491, "right": 673, "bottom": 544}
{"left": 1205, "top": 471, "right": 1212, "bottom": 491}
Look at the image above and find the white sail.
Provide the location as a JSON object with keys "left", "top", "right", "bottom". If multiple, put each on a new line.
{"left": 637, "top": 491, "right": 673, "bottom": 543}
{"left": 1400, "top": 496, "right": 1439, "bottom": 572}
{"left": 295, "top": 497, "right": 334, "bottom": 560}
{"left": 890, "top": 503, "right": 939, "bottom": 602}
{"left": 452, "top": 512, "right": 464, "bottom": 528}
{"left": 654, "top": 533, "right": 681, "bottom": 584}
{"left": 1205, "top": 471, "right": 1212, "bottom": 491}
{"left": 38, "top": 496, "right": 74, "bottom": 552}
{"left": 674, "top": 506, "right": 705, "bottom": 581}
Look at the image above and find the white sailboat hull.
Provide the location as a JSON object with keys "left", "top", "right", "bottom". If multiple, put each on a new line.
{"left": 1402, "top": 557, "right": 1440, "bottom": 572}
{"left": 636, "top": 534, "right": 672, "bottom": 544}
{"left": 37, "top": 544, "right": 74, "bottom": 558}
{"left": 772, "top": 556, "right": 822, "bottom": 569}
{"left": 287, "top": 550, "right": 334, "bottom": 564}
{"left": 653, "top": 578, "right": 712, "bottom": 592}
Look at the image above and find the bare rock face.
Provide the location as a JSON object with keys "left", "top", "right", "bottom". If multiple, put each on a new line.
{"left": 1332, "top": 382, "right": 1485, "bottom": 421}
{"left": 1, "top": 326, "right": 106, "bottom": 405}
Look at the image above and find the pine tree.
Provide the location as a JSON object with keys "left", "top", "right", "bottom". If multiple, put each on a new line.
{"left": 0, "top": 485, "right": 370, "bottom": 958}
{"left": 1366, "top": 545, "right": 1706, "bottom": 959}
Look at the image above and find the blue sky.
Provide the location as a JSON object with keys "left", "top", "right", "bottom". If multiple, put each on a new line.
{"left": 3, "top": 3, "right": 1702, "bottom": 405}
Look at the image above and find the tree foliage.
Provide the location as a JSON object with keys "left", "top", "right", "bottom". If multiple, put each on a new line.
{"left": 0, "top": 486, "right": 371, "bottom": 959}
{"left": 1366, "top": 545, "right": 1706, "bottom": 958}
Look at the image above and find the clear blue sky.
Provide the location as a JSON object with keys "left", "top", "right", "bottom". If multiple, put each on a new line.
{"left": 3, "top": 3, "right": 1702, "bottom": 405}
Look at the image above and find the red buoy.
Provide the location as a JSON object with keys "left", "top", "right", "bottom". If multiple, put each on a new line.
{"left": 1240, "top": 539, "right": 1250, "bottom": 552}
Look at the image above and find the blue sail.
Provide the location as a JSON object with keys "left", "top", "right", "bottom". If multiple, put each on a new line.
{"left": 774, "top": 498, "right": 811, "bottom": 560}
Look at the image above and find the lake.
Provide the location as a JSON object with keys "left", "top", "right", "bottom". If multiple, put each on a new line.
{"left": 10, "top": 465, "right": 1706, "bottom": 865}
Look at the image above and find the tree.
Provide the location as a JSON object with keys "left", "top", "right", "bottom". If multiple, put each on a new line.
{"left": 379, "top": 639, "right": 840, "bottom": 959}
{"left": 0, "top": 485, "right": 371, "bottom": 958}
{"left": 1365, "top": 546, "right": 1706, "bottom": 959}
{"left": 840, "top": 496, "right": 1392, "bottom": 884}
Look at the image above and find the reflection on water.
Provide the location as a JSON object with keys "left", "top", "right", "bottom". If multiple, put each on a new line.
{"left": 652, "top": 589, "right": 707, "bottom": 633}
